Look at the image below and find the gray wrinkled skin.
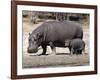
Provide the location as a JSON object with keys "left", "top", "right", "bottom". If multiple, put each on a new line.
{"left": 27, "top": 21, "right": 83, "bottom": 55}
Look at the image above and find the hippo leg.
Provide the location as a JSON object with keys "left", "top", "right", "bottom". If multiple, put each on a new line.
{"left": 65, "top": 40, "right": 71, "bottom": 47}
{"left": 68, "top": 47, "right": 74, "bottom": 55}
{"left": 82, "top": 48, "right": 85, "bottom": 55}
{"left": 41, "top": 45, "right": 47, "bottom": 55}
{"left": 70, "top": 48, "right": 74, "bottom": 55}
{"left": 49, "top": 42, "right": 56, "bottom": 55}
{"left": 51, "top": 46, "right": 56, "bottom": 55}
{"left": 68, "top": 47, "right": 71, "bottom": 54}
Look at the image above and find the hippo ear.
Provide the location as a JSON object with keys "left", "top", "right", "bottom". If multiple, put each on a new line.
{"left": 37, "top": 32, "right": 42, "bottom": 38}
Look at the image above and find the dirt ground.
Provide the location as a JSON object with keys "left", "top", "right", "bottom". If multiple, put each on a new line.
{"left": 22, "top": 19, "right": 90, "bottom": 68}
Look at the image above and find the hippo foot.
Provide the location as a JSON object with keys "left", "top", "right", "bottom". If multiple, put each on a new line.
{"left": 38, "top": 54, "right": 49, "bottom": 56}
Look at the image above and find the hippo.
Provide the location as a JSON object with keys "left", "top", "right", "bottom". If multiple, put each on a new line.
{"left": 66, "top": 39, "right": 85, "bottom": 55}
{"left": 27, "top": 21, "right": 83, "bottom": 55}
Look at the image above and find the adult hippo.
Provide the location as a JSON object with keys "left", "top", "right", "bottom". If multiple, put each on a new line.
{"left": 27, "top": 21, "right": 83, "bottom": 55}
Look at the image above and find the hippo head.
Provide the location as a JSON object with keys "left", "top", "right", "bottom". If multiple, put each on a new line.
{"left": 74, "top": 48, "right": 82, "bottom": 55}
{"left": 76, "top": 49, "right": 82, "bottom": 54}
{"left": 27, "top": 32, "right": 42, "bottom": 53}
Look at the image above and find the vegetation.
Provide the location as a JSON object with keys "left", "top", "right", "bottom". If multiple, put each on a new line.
{"left": 22, "top": 11, "right": 89, "bottom": 26}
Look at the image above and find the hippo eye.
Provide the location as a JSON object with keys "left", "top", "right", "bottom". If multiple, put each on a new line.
{"left": 34, "top": 38, "right": 37, "bottom": 41}
{"left": 33, "top": 36, "right": 38, "bottom": 41}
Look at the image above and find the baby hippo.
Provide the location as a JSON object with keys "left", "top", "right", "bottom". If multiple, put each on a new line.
{"left": 70, "top": 39, "right": 85, "bottom": 55}
{"left": 65, "top": 39, "right": 85, "bottom": 55}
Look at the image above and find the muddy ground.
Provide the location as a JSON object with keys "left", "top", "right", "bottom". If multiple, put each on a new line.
{"left": 22, "top": 19, "right": 90, "bottom": 68}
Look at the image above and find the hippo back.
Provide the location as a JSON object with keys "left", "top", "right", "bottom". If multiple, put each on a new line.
{"left": 42, "top": 21, "right": 83, "bottom": 42}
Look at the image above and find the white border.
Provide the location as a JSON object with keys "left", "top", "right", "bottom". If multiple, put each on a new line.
{"left": 17, "top": 5, "right": 94, "bottom": 75}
